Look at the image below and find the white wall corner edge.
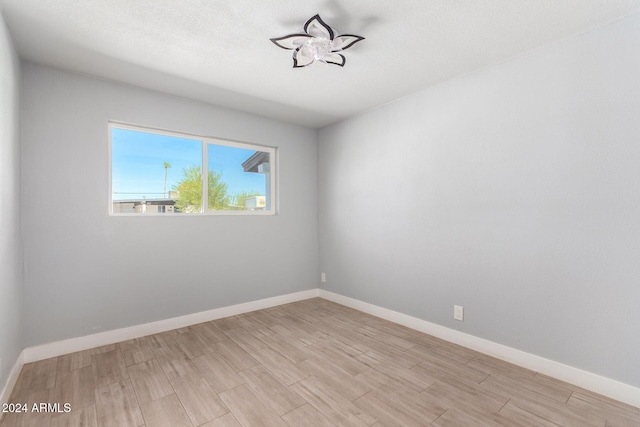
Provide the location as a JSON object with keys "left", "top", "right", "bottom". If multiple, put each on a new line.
{"left": 0, "top": 350, "right": 25, "bottom": 421}
{"left": 22, "top": 288, "right": 320, "bottom": 364}
{"left": 318, "top": 289, "right": 640, "bottom": 409}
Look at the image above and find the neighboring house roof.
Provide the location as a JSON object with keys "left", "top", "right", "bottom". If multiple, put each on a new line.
{"left": 242, "top": 151, "right": 269, "bottom": 173}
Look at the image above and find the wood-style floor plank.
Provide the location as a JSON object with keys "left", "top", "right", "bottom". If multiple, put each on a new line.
{"left": 91, "top": 345, "right": 118, "bottom": 356}
{"left": 238, "top": 365, "right": 305, "bottom": 416}
{"left": 91, "top": 350, "right": 128, "bottom": 389}
{"left": 127, "top": 359, "right": 173, "bottom": 404}
{"left": 119, "top": 337, "right": 156, "bottom": 367}
{"left": 422, "top": 377, "right": 509, "bottom": 415}
{"left": 498, "top": 400, "right": 565, "bottom": 427}
{"left": 94, "top": 380, "right": 144, "bottom": 427}
{"left": 50, "top": 404, "right": 98, "bottom": 427}
{"left": 356, "top": 351, "right": 436, "bottom": 391}
{"left": 212, "top": 316, "right": 243, "bottom": 331}
{"left": 200, "top": 412, "right": 242, "bottom": 427}
{"left": 2, "top": 299, "right": 639, "bottom": 427}
{"left": 191, "top": 353, "right": 244, "bottom": 393}
{"left": 297, "top": 357, "right": 370, "bottom": 401}
{"left": 354, "top": 390, "right": 432, "bottom": 427}
{"left": 139, "top": 394, "right": 192, "bottom": 427}
{"left": 149, "top": 333, "right": 189, "bottom": 362}
{"left": 304, "top": 342, "right": 368, "bottom": 376}
{"left": 411, "top": 353, "right": 489, "bottom": 384}
{"left": 222, "top": 328, "right": 269, "bottom": 354}
{"left": 53, "top": 365, "right": 95, "bottom": 410}
{"left": 219, "top": 384, "right": 287, "bottom": 427}
{"left": 257, "top": 332, "right": 313, "bottom": 364}
{"left": 405, "top": 342, "right": 475, "bottom": 366}
{"left": 361, "top": 378, "right": 447, "bottom": 424}
{"left": 190, "top": 322, "right": 228, "bottom": 346}
{"left": 174, "top": 329, "right": 210, "bottom": 359}
{"left": 480, "top": 372, "right": 566, "bottom": 407}
{"left": 169, "top": 373, "right": 228, "bottom": 426}
{"left": 568, "top": 391, "right": 640, "bottom": 427}
{"left": 467, "top": 354, "right": 537, "bottom": 379}
{"left": 58, "top": 350, "right": 92, "bottom": 372}
{"left": 432, "top": 407, "right": 529, "bottom": 427}
{"left": 12, "top": 358, "right": 58, "bottom": 399}
{"left": 506, "top": 396, "right": 607, "bottom": 427}
{"left": 156, "top": 356, "right": 199, "bottom": 381}
{"left": 209, "top": 340, "right": 259, "bottom": 372}
{"left": 281, "top": 404, "right": 334, "bottom": 427}
{"left": 290, "top": 376, "right": 376, "bottom": 427}
{"left": 248, "top": 347, "right": 308, "bottom": 386}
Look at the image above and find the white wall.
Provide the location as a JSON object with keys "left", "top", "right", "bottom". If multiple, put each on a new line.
{"left": 319, "top": 14, "right": 640, "bottom": 387}
{"left": 0, "top": 10, "right": 22, "bottom": 391}
{"left": 21, "top": 62, "right": 318, "bottom": 347}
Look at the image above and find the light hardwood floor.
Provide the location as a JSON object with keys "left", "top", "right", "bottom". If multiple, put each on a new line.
{"left": 1, "top": 298, "right": 639, "bottom": 426}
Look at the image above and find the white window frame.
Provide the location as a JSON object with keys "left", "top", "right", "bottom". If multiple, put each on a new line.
{"left": 108, "top": 122, "right": 277, "bottom": 216}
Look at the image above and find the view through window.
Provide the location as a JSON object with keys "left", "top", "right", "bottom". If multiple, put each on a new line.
{"left": 110, "top": 124, "right": 275, "bottom": 215}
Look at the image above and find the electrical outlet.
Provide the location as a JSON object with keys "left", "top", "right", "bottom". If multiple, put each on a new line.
{"left": 454, "top": 305, "right": 464, "bottom": 321}
{"left": 321, "top": 272, "right": 326, "bottom": 283}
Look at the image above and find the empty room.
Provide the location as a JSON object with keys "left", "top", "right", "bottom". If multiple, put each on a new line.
{"left": 1, "top": 1, "right": 639, "bottom": 426}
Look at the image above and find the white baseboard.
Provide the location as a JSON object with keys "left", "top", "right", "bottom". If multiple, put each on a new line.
{"left": 0, "top": 350, "right": 24, "bottom": 421}
{"left": 8, "top": 287, "right": 639, "bottom": 410}
{"left": 23, "top": 288, "right": 320, "bottom": 363}
{"left": 319, "top": 289, "right": 640, "bottom": 409}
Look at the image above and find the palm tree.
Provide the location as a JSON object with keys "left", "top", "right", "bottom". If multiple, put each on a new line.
{"left": 163, "top": 162, "right": 171, "bottom": 197}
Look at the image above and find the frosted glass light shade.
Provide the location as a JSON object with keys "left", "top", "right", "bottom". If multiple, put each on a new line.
{"left": 271, "top": 14, "right": 364, "bottom": 68}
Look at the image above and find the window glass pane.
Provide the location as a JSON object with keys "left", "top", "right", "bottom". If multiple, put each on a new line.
{"left": 111, "top": 127, "right": 202, "bottom": 214}
{"left": 110, "top": 124, "right": 275, "bottom": 215}
{"left": 207, "top": 144, "right": 270, "bottom": 211}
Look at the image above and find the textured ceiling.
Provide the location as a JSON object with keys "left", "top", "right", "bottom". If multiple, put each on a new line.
{"left": 2, "top": 0, "right": 640, "bottom": 128}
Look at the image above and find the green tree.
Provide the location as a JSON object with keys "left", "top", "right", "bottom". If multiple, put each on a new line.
{"left": 173, "top": 166, "right": 229, "bottom": 212}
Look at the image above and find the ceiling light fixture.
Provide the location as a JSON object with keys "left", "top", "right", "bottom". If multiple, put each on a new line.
{"left": 270, "top": 14, "right": 364, "bottom": 68}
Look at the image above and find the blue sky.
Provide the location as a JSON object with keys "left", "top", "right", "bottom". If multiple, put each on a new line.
{"left": 111, "top": 127, "right": 266, "bottom": 201}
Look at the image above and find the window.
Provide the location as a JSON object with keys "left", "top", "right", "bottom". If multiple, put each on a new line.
{"left": 109, "top": 123, "right": 275, "bottom": 215}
